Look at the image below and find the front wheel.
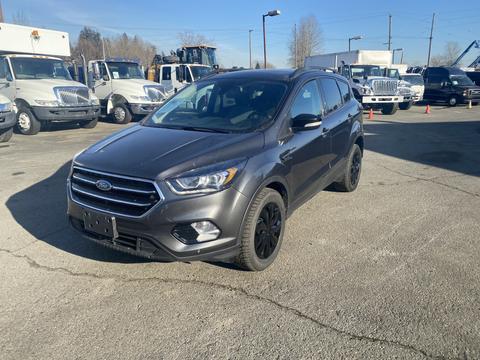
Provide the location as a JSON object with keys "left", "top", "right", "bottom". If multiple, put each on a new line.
{"left": 80, "top": 118, "right": 98, "bottom": 129}
{"left": 235, "top": 188, "right": 286, "bottom": 271}
{"left": 16, "top": 106, "right": 41, "bottom": 135}
{"left": 112, "top": 103, "right": 132, "bottom": 124}
{"left": 333, "top": 143, "right": 362, "bottom": 192}
{"left": 448, "top": 96, "right": 458, "bottom": 107}
{"left": 0, "top": 127, "right": 13, "bottom": 142}
{"left": 381, "top": 103, "right": 399, "bottom": 115}
{"left": 399, "top": 101, "right": 413, "bottom": 110}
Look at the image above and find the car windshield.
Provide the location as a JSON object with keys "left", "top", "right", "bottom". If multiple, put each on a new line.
{"left": 450, "top": 75, "right": 474, "bottom": 86}
{"left": 351, "top": 65, "right": 382, "bottom": 78}
{"left": 10, "top": 58, "right": 72, "bottom": 80}
{"left": 402, "top": 75, "right": 424, "bottom": 85}
{"left": 190, "top": 66, "right": 212, "bottom": 81}
{"left": 143, "top": 78, "right": 288, "bottom": 133}
{"left": 106, "top": 62, "right": 144, "bottom": 79}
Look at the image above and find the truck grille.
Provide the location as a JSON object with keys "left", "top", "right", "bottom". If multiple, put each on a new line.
{"left": 70, "top": 166, "right": 162, "bottom": 217}
{"left": 144, "top": 86, "right": 166, "bottom": 102}
{"left": 371, "top": 80, "right": 398, "bottom": 96}
{"left": 54, "top": 87, "right": 90, "bottom": 106}
{"left": 469, "top": 89, "right": 480, "bottom": 96}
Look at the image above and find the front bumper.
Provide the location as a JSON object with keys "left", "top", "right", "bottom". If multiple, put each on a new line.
{"left": 32, "top": 105, "right": 100, "bottom": 122}
{"left": 0, "top": 110, "right": 15, "bottom": 130}
{"left": 362, "top": 95, "right": 403, "bottom": 104}
{"left": 67, "top": 183, "right": 249, "bottom": 262}
{"left": 129, "top": 102, "right": 163, "bottom": 115}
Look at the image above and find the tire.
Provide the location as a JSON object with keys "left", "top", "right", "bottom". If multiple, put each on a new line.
{"left": 235, "top": 188, "right": 286, "bottom": 271}
{"left": 80, "top": 118, "right": 98, "bottom": 129}
{"left": 111, "top": 103, "right": 132, "bottom": 124}
{"left": 0, "top": 127, "right": 13, "bottom": 142}
{"left": 333, "top": 143, "right": 362, "bottom": 192}
{"left": 448, "top": 96, "right": 458, "bottom": 107}
{"left": 399, "top": 101, "right": 413, "bottom": 110}
{"left": 16, "top": 105, "right": 41, "bottom": 135}
{"left": 381, "top": 103, "right": 399, "bottom": 115}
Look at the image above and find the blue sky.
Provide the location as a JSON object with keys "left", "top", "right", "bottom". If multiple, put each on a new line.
{"left": 3, "top": 0, "right": 480, "bottom": 67}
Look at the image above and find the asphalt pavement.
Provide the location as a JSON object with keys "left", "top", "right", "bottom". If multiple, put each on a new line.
{"left": 1, "top": 104, "right": 479, "bottom": 359}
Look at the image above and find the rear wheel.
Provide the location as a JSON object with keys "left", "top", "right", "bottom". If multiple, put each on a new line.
{"left": 235, "top": 188, "right": 286, "bottom": 271}
{"left": 381, "top": 103, "right": 398, "bottom": 115}
{"left": 448, "top": 96, "right": 458, "bottom": 107}
{"left": 112, "top": 103, "right": 132, "bottom": 124}
{"left": 334, "top": 144, "right": 362, "bottom": 192}
{"left": 399, "top": 101, "right": 413, "bottom": 110}
{"left": 80, "top": 118, "right": 98, "bottom": 129}
{"left": 16, "top": 106, "right": 41, "bottom": 135}
{"left": 0, "top": 127, "right": 13, "bottom": 142}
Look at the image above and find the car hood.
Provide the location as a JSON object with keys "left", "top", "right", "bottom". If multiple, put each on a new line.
{"left": 74, "top": 125, "right": 265, "bottom": 180}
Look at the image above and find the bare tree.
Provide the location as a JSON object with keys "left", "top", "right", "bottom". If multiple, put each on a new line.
{"left": 177, "top": 31, "right": 214, "bottom": 47}
{"left": 430, "top": 41, "right": 462, "bottom": 66}
{"left": 11, "top": 10, "right": 30, "bottom": 25}
{"left": 72, "top": 27, "right": 103, "bottom": 62}
{"left": 288, "top": 15, "right": 323, "bottom": 68}
{"left": 254, "top": 60, "right": 275, "bottom": 69}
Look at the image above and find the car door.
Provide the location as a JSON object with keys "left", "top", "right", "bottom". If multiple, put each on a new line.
{"left": 318, "top": 77, "right": 351, "bottom": 169}
{"left": 282, "top": 78, "right": 332, "bottom": 205}
{"left": 92, "top": 62, "right": 112, "bottom": 103}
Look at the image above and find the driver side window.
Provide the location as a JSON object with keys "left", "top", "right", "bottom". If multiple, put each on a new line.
{"left": 290, "top": 80, "right": 323, "bottom": 119}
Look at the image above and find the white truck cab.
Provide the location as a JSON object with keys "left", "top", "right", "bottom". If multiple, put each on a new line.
{"left": 0, "top": 23, "right": 100, "bottom": 135}
{"left": 0, "top": 93, "right": 15, "bottom": 142}
{"left": 88, "top": 58, "right": 168, "bottom": 124}
{"left": 157, "top": 63, "right": 212, "bottom": 92}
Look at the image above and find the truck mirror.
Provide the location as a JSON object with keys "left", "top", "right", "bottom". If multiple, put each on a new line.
{"left": 87, "top": 72, "right": 95, "bottom": 89}
{"left": 6, "top": 73, "right": 13, "bottom": 82}
{"left": 93, "top": 63, "right": 101, "bottom": 80}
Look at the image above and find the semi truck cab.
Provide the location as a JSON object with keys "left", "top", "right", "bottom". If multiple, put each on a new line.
{"left": 88, "top": 58, "right": 168, "bottom": 124}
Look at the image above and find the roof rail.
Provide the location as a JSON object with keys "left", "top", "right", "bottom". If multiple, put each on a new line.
{"left": 290, "top": 66, "right": 338, "bottom": 79}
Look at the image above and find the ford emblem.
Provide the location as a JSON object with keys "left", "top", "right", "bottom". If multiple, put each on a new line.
{"left": 96, "top": 179, "right": 112, "bottom": 191}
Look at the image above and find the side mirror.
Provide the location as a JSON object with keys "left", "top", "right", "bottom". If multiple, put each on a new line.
{"left": 441, "top": 81, "right": 451, "bottom": 88}
{"left": 291, "top": 113, "right": 322, "bottom": 131}
{"left": 6, "top": 73, "right": 13, "bottom": 82}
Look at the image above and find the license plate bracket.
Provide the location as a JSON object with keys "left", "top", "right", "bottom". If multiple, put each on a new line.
{"left": 83, "top": 210, "right": 118, "bottom": 239}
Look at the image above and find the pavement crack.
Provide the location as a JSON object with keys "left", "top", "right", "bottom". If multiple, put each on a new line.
{"left": 376, "top": 164, "right": 479, "bottom": 198}
{"left": 0, "top": 247, "right": 455, "bottom": 359}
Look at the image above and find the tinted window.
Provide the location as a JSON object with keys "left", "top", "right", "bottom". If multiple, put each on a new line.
{"left": 146, "top": 79, "right": 288, "bottom": 133}
{"left": 162, "top": 66, "right": 171, "bottom": 81}
{"left": 290, "top": 80, "right": 322, "bottom": 118}
{"left": 337, "top": 80, "right": 351, "bottom": 103}
{"left": 320, "top": 78, "right": 343, "bottom": 113}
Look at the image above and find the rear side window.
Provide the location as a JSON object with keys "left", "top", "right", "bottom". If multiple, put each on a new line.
{"left": 320, "top": 78, "right": 343, "bottom": 113}
{"left": 162, "top": 66, "right": 171, "bottom": 80}
{"left": 337, "top": 80, "right": 351, "bottom": 103}
{"left": 290, "top": 80, "right": 323, "bottom": 118}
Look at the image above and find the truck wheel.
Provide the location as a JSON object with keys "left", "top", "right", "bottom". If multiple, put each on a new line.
{"left": 81, "top": 118, "right": 98, "bottom": 129}
{"left": 333, "top": 144, "right": 362, "bottom": 192}
{"left": 381, "top": 103, "right": 399, "bottom": 115}
{"left": 112, "top": 103, "right": 132, "bottom": 124}
{"left": 0, "top": 127, "right": 13, "bottom": 142}
{"left": 235, "top": 188, "right": 286, "bottom": 271}
{"left": 16, "top": 106, "right": 41, "bottom": 135}
{"left": 448, "top": 96, "right": 458, "bottom": 107}
{"left": 399, "top": 101, "right": 413, "bottom": 110}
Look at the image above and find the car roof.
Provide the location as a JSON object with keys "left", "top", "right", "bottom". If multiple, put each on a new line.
{"left": 205, "top": 68, "right": 343, "bottom": 83}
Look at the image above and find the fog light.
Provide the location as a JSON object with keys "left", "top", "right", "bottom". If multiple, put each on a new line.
{"left": 191, "top": 221, "right": 220, "bottom": 242}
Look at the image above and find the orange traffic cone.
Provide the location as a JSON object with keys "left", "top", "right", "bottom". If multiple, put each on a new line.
{"left": 368, "top": 108, "right": 374, "bottom": 120}
{"left": 425, "top": 104, "right": 431, "bottom": 114}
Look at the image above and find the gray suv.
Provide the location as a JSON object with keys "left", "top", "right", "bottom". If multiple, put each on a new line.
{"left": 67, "top": 69, "right": 364, "bottom": 271}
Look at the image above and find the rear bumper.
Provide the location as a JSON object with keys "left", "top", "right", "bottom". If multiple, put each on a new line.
{"left": 362, "top": 95, "right": 403, "bottom": 103}
{"left": 32, "top": 105, "right": 100, "bottom": 122}
{"left": 129, "top": 103, "right": 162, "bottom": 115}
{"left": 0, "top": 110, "right": 15, "bottom": 130}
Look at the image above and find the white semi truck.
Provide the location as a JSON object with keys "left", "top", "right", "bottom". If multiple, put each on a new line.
{"left": 305, "top": 50, "right": 404, "bottom": 114}
{"left": 88, "top": 58, "right": 168, "bottom": 124}
{"left": 0, "top": 23, "right": 100, "bottom": 135}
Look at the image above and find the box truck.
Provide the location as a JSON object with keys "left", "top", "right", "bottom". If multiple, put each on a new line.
{"left": 305, "top": 50, "right": 403, "bottom": 114}
{"left": 0, "top": 23, "right": 100, "bottom": 135}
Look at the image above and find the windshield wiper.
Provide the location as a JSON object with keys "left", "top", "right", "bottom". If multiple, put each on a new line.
{"left": 148, "top": 124, "right": 231, "bottom": 133}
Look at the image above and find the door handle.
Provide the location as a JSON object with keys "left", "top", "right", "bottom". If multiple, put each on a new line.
{"left": 280, "top": 148, "right": 295, "bottom": 163}
{"left": 321, "top": 127, "right": 330, "bottom": 137}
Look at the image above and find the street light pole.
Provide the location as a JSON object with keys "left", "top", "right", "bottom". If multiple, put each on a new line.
{"left": 392, "top": 48, "right": 403, "bottom": 64}
{"left": 249, "top": 29, "right": 253, "bottom": 69}
{"left": 348, "top": 36, "right": 362, "bottom": 52}
{"left": 262, "top": 9, "right": 281, "bottom": 69}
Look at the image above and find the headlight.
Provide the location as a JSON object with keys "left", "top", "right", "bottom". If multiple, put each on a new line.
{"left": 89, "top": 90, "right": 100, "bottom": 105}
{"left": 361, "top": 87, "right": 373, "bottom": 95}
{"left": 34, "top": 99, "right": 60, "bottom": 106}
{"left": 463, "top": 90, "right": 468, "bottom": 97}
{"left": 0, "top": 102, "right": 13, "bottom": 112}
{"left": 130, "top": 95, "right": 151, "bottom": 102}
{"left": 166, "top": 160, "right": 245, "bottom": 195}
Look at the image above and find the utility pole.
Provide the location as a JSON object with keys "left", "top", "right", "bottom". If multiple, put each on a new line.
{"left": 249, "top": 29, "right": 253, "bottom": 68}
{"left": 427, "top": 13, "right": 435, "bottom": 67}
{"left": 294, "top": 23, "right": 297, "bottom": 68}
{"left": 387, "top": 14, "right": 392, "bottom": 50}
{"left": 102, "top": 38, "right": 106, "bottom": 60}
{"left": 0, "top": 1, "right": 4, "bottom": 23}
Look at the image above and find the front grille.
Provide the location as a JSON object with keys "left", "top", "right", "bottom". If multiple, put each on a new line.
{"left": 54, "top": 87, "right": 90, "bottom": 106}
{"left": 70, "top": 166, "right": 162, "bottom": 217}
{"left": 470, "top": 89, "right": 480, "bottom": 96}
{"left": 144, "top": 86, "right": 166, "bottom": 102}
{"left": 371, "top": 80, "right": 398, "bottom": 95}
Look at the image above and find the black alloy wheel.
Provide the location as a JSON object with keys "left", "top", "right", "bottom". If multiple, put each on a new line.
{"left": 350, "top": 150, "right": 362, "bottom": 187}
{"left": 254, "top": 202, "right": 282, "bottom": 259}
